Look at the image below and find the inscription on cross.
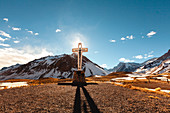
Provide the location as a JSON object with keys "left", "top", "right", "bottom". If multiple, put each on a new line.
{"left": 72, "top": 43, "right": 88, "bottom": 71}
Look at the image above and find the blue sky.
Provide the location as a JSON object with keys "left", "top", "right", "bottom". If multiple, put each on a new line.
{"left": 0, "top": 0, "right": 170, "bottom": 69}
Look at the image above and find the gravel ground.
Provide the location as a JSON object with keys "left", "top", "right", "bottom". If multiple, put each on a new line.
{"left": 0, "top": 83, "right": 170, "bottom": 113}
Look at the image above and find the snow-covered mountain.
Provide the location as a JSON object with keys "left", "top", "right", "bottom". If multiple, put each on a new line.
{"left": 108, "top": 62, "right": 141, "bottom": 72}
{"left": 151, "top": 59, "right": 170, "bottom": 74}
{"left": 110, "top": 49, "right": 170, "bottom": 74}
{"left": 0, "top": 53, "right": 108, "bottom": 80}
{"left": 136, "top": 49, "right": 170, "bottom": 74}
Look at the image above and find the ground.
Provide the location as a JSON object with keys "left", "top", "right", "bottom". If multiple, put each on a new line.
{"left": 1, "top": 83, "right": 170, "bottom": 113}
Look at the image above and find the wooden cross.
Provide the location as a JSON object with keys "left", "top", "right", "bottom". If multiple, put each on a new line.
{"left": 72, "top": 43, "right": 88, "bottom": 71}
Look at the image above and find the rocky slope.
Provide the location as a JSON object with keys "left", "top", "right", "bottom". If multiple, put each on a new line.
{"left": 136, "top": 49, "right": 170, "bottom": 74}
{"left": 0, "top": 53, "right": 108, "bottom": 80}
{"left": 110, "top": 49, "right": 170, "bottom": 74}
{"left": 108, "top": 62, "right": 141, "bottom": 72}
{"left": 150, "top": 59, "right": 170, "bottom": 74}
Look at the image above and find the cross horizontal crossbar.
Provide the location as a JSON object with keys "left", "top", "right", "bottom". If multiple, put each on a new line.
{"left": 72, "top": 48, "right": 88, "bottom": 52}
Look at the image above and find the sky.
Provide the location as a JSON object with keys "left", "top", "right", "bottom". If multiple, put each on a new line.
{"left": 0, "top": 0, "right": 170, "bottom": 69}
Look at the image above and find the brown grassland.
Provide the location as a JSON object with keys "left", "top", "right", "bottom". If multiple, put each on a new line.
{"left": 1, "top": 72, "right": 170, "bottom": 97}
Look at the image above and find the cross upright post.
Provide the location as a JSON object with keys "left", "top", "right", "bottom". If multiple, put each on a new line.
{"left": 72, "top": 43, "right": 88, "bottom": 86}
{"left": 72, "top": 43, "right": 88, "bottom": 71}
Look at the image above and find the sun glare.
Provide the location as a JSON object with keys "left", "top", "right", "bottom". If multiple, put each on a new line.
{"left": 71, "top": 33, "right": 87, "bottom": 48}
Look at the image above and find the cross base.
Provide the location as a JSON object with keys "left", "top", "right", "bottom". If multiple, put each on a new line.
{"left": 72, "top": 70, "right": 87, "bottom": 86}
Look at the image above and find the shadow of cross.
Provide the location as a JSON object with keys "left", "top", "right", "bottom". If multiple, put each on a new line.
{"left": 73, "top": 86, "right": 100, "bottom": 113}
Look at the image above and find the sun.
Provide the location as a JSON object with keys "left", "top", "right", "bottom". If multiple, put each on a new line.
{"left": 71, "top": 33, "right": 87, "bottom": 48}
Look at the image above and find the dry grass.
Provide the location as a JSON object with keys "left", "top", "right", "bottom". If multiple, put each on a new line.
{"left": 0, "top": 78, "right": 73, "bottom": 86}
{"left": 129, "top": 80, "right": 170, "bottom": 90}
{"left": 0, "top": 79, "right": 32, "bottom": 83}
{"left": 112, "top": 81, "right": 170, "bottom": 97}
{"left": 86, "top": 72, "right": 130, "bottom": 82}
{"left": 155, "top": 87, "right": 161, "bottom": 91}
{"left": 148, "top": 96, "right": 160, "bottom": 99}
{"left": 28, "top": 78, "right": 72, "bottom": 85}
{"left": 159, "top": 73, "right": 170, "bottom": 76}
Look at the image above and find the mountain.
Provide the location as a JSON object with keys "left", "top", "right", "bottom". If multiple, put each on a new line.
{"left": 0, "top": 53, "right": 108, "bottom": 80}
{"left": 0, "top": 63, "right": 20, "bottom": 71}
{"left": 150, "top": 59, "right": 170, "bottom": 74}
{"left": 110, "top": 49, "right": 170, "bottom": 74}
{"left": 108, "top": 62, "right": 141, "bottom": 72}
{"left": 136, "top": 49, "right": 170, "bottom": 74}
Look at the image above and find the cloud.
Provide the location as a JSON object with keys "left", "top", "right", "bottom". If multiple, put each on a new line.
{"left": 119, "top": 58, "right": 134, "bottom": 63}
{"left": 34, "top": 33, "right": 39, "bottom": 35}
{"left": 148, "top": 55, "right": 153, "bottom": 58}
{"left": 126, "top": 35, "right": 134, "bottom": 39}
{"left": 94, "top": 51, "right": 99, "bottom": 54}
{"left": 100, "top": 64, "right": 107, "bottom": 68}
{"left": 0, "top": 37, "right": 8, "bottom": 42}
{"left": 133, "top": 55, "right": 143, "bottom": 59}
{"left": 3, "top": 18, "right": 8, "bottom": 22}
{"left": 0, "top": 43, "right": 10, "bottom": 47}
{"left": 0, "top": 30, "right": 11, "bottom": 38}
{"left": 121, "top": 35, "right": 134, "bottom": 41}
{"left": 12, "top": 27, "right": 21, "bottom": 31}
{"left": 110, "top": 40, "right": 116, "bottom": 42}
{"left": 149, "top": 51, "right": 154, "bottom": 54}
{"left": 121, "top": 37, "right": 126, "bottom": 40}
{"left": 28, "top": 31, "right": 33, "bottom": 34}
{"left": 133, "top": 51, "right": 154, "bottom": 59}
{"left": 147, "top": 31, "right": 156, "bottom": 37}
{"left": 56, "top": 29, "right": 61, "bottom": 32}
{"left": 14, "top": 41, "right": 20, "bottom": 43}
{"left": 0, "top": 46, "right": 53, "bottom": 69}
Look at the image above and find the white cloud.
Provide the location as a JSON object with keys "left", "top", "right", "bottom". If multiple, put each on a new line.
{"left": 147, "top": 31, "right": 156, "bottom": 37}
{"left": 14, "top": 41, "right": 20, "bottom": 43}
{"left": 121, "top": 35, "right": 134, "bottom": 41}
{"left": 28, "top": 31, "right": 33, "bottom": 34}
{"left": 34, "top": 33, "right": 39, "bottom": 35}
{"left": 133, "top": 51, "right": 154, "bottom": 59}
{"left": 133, "top": 55, "right": 143, "bottom": 59}
{"left": 94, "top": 51, "right": 99, "bottom": 54}
{"left": 0, "top": 30, "right": 11, "bottom": 38}
{"left": 3, "top": 18, "right": 8, "bottom": 22}
{"left": 149, "top": 51, "right": 154, "bottom": 54}
{"left": 119, "top": 58, "right": 134, "bottom": 63}
{"left": 110, "top": 40, "right": 116, "bottom": 42}
{"left": 100, "top": 64, "right": 107, "bottom": 68}
{"left": 12, "top": 27, "right": 21, "bottom": 31}
{"left": 144, "top": 57, "right": 147, "bottom": 59}
{"left": 148, "top": 55, "right": 153, "bottom": 58}
{"left": 126, "top": 35, "right": 134, "bottom": 39}
{"left": 0, "top": 43, "right": 10, "bottom": 47}
{"left": 0, "top": 46, "right": 53, "bottom": 69}
{"left": 121, "top": 37, "right": 126, "bottom": 40}
{"left": 0, "top": 37, "right": 8, "bottom": 42}
{"left": 56, "top": 29, "right": 61, "bottom": 32}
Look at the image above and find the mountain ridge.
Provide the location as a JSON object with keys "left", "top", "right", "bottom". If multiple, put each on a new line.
{"left": 109, "top": 49, "right": 170, "bottom": 74}
{"left": 0, "top": 53, "right": 108, "bottom": 80}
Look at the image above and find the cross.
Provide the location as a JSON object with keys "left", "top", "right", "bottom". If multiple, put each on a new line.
{"left": 72, "top": 43, "right": 88, "bottom": 71}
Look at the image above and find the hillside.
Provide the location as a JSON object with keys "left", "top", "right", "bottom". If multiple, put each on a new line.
{"left": 0, "top": 53, "right": 108, "bottom": 80}
{"left": 110, "top": 49, "right": 170, "bottom": 74}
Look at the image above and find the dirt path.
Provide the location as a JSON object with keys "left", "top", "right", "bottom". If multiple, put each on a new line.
{"left": 0, "top": 83, "right": 170, "bottom": 112}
